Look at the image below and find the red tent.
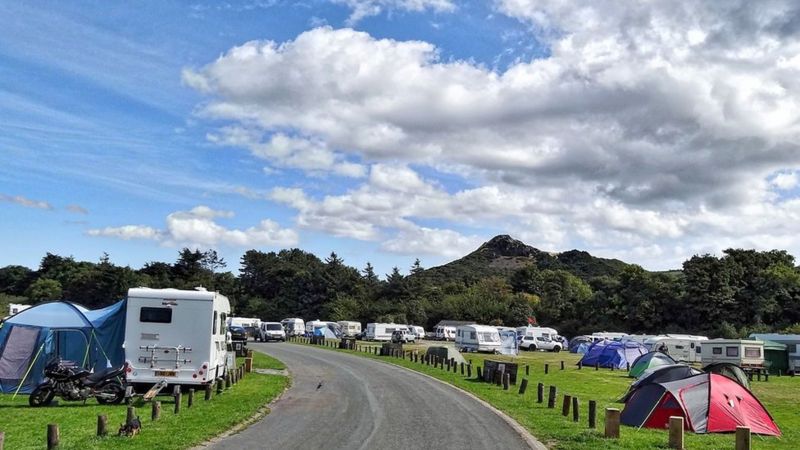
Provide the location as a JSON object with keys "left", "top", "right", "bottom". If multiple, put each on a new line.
{"left": 621, "top": 373, "right": 780, "bottom": 436}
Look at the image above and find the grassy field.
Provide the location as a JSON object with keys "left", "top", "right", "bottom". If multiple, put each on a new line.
{"left": 292, "top": 339, "right": 798, "bottom": 450}
{"left": 0, "top": 352, "right": 288, "bottom": 450}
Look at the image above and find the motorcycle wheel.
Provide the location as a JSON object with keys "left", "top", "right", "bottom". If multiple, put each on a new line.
{"left": 29, "top": 385, "right": 55, "bottom": 407}
{"left": 96, "top": 382, "right": 125, "bottom": 405}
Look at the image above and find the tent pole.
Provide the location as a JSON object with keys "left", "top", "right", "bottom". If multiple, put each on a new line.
{"left": 12, "top": 341, "right": 46, "bottom": 399}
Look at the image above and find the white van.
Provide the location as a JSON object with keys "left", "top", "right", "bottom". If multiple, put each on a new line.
{"left": 124, "top": 287, "right": 230, "bottom": 391}
{"left": 260, "top": 322, "right": 286, "bottom": 342}
{"left": 366, "top": 323, "right": 408, "bottom": 341}
{"left": 456, "top": 325, "right": 501, "bottom": 353}
{"left": 337, "top": 321, "right": 362, "bottom": 337}
{"left": 435, "top": 325, "right": 457, "bottom": 341}
{"left": 644, "top": 334, "right": 708, "bottom": 363}
{"left": 516, "top": 326, "right": 559, "bottom": 341}
{"left": 408, "top": 325, "right": 426, "bottom": 340}
{"left": 280, "top": 318, "right": 305, "bottom": 337}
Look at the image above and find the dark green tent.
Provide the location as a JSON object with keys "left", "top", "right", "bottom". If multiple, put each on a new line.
{"left": 629, "top": 351, "right": 676, "bottom": 378}
{"left": 763, "top": 340, "right": 788, "bottom": 375}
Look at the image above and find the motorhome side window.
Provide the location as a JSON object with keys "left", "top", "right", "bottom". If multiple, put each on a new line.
{"left": 219, "top": 313, "right": 226, "bottom": 335}
{"left": 726, "top": 347, "right": 739, "bottom": 357}
{"left": 789, "top": 344, "right": 797, "bottom": 353}
{"left": 744, "top": 347, "right": 761, "bottom": 358}
{"left": 140, "top": 307, "right": 172, "bottom": 323}
{"left": 712, "top": 347, "right": 722, "bottom": 355}
{"left": 213, "top": 311, "right": 218, "bottom": 334}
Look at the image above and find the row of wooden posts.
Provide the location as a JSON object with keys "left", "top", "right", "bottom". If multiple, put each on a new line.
{"left": 4, "top": 355, "right": 255, "bottom": 450}
{"left": 291, "top": 336, "right": 757, "bottom": 450}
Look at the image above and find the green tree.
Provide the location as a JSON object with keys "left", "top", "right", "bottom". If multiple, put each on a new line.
{"left": 25, "top": 278, "right": 63, "bottom": 302}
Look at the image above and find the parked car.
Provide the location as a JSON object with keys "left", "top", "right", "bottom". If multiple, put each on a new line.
{"left": 520, "top": 336, "right": 562, "bottom": 352}
{"left": 391, "top": 329, "right": 416, "bottom": 344}
{"left": 260, "top": 322, "right": 286, "bottom": 342}
{"left": 229, "top": 325, "right": 248, "bottom": 342}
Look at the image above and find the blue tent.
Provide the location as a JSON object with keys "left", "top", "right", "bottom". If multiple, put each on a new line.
{"left": 578, "top": 339, "right": 647, "bottom": 369}
{"left": 0, "top": 300, "right": 126, "bottom": 394}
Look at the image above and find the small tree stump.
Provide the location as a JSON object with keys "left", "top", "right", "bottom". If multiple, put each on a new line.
{"left": 562, "top": 394, "right": 571, "bottom": 416}
{"left": 604, "top": 408, "right": 620, "bottom": 439}
{"left": 572, "top": 397, "right": 579, "bottom": 422}
{"left": 151, "top": 401, "right": 161, "bottom": 420}
{"left": 97, "top": 415, "right": 108, "bottom": 437}
{"left": 589, "top": 400, "right": 597, "bottom": 428}
{"left": 668, "top": 416, "right": 684, "bottom": 449}
{"left": 547, "top": 386, "right": 557, "bottom": 408}
{"left": 735, "top": 426, "right": 751, "bottom": 450}
{"left": 47, "top": 424, "right": 59, "bottom": 450}
{"left": 518, "top": 378, "right": 528, "bottom": 395}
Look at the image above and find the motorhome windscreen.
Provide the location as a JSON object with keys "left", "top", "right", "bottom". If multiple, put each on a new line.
{"left": 479, "top": 332, "right": 500, "bottom": 342}
{"left": 140, "top": 307, "right": 172, "bottom": 323}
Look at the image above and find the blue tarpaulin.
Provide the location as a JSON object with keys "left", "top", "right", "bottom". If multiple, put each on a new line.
{"left": 0, "top": 300, "right": 126, "bottom": 394}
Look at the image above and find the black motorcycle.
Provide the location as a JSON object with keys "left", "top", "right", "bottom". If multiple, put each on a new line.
{"left": 29, "top": 358, "right": 126, "bottom": 407}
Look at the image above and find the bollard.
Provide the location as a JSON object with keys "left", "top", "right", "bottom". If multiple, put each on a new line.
{"left": 604, "top": 408, "right": 620, "bottom": 439}
{"left": 668, "top": 416, "right": 684, "bottom": 449}
{"left": 225, "top": 372, "right": 232, "bottom": 389}
{"left": 595, "top": 362, "right": 599, "bottom": 371}
{"left": 735, "top": 426, "right": 751, "bottom": 450}
{"left": 174, "top": 391, "right": 182, "bottom": 414}
{"left": 547, "top": 386, "right": 556, "bottom": 408}
{"left": 461, "top": 362, "right": 464, "bottom": 375}
{"left": 560, "top": 361, "right": 564, "bottom": 370}
{"left": 519, "top": 378, "right": 528, "bottom": 395}
{"left": 477, "top": 366, "right": 482, "bottom": 380}
{"left": 525, "top": 364, "right": 529, "bottom": 376}
{"left": 503, "top": 373, "right": 510, "bottom": 390}
{"left": 188, "top": 389, "right": 195, "bottom": 408}
{"left": 97, "top": 415, "right": 108, "bottom": 437}
{"left": 127, "top": 406, "right": 136, "bottom": 425}
{"left": 205, "top": 384, "right": 212, "bottom": 401}
{"left": 453, "top": 361, "right": 458, "bottom": 374}
{"left": 467, "top": 364, "right": 472, "bottom": 378}
{"left": 152, "top": 401, "right": 161, "bottom": 420}
{"left": 578, "top": 361, "right": 582, "bottom": 370}
{"left": 245, "top": 357, "right": 253, "bottom": 373}
{"left": 588, "top": 400, "right": 597, "bottom": 428}
{"left": 537, "top": 383, "right": 544, "bottom": 403}
{"left": 217, "top": 378, "right": 224, "bottom": 394}
{"left": 545, "top": 363, "right": 549, "bottom": 374}
{"left": 562, "top": 394, "right": 571, "bottom": 417}
{"left": 47, "top": 424, "right": 59, "bottom": 450}
{"left": 572, "top": 397, "right": 579, "bottom": 422}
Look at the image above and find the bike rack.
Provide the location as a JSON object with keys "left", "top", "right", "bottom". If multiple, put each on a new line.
{"left": 138, "top": 345, "right": 193, "bottom": 369}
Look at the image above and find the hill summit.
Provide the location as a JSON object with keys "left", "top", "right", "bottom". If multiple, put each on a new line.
{"left": 416, "top": 235, "right": 630, "bottom": 283}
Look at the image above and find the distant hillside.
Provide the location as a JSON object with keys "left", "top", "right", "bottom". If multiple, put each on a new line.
{"left": 415, "top": 235, "right": 631, "bottom": 284}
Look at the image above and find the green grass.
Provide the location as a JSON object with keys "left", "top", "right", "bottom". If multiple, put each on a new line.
{"left": 292, "top": 339, "right": 799, "bottom": 450}
{"left": 0, "top": 362, "right": 288, "bottom": 450}
{"left": 246, "top": 348, "right": 286, "bottom": 370}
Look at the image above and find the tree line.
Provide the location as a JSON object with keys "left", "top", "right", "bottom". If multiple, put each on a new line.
{"left": 1, "top": 247, "right": 799, "bottom": 339}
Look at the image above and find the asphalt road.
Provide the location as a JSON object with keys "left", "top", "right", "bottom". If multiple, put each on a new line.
{"left": 205, "top": 342, "right": 538, "bottom": 450}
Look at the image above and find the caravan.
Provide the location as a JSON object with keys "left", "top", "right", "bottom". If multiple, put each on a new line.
{"left": 456, "top": 325, "right": 501, "bottom": 353}
{"left": 124, "top": 288, "right": 231, "bottom": 391}
{"left": 408, "top": 325, "right": 426, "bottom": 340}
{"left": 280, "top": 318, "right": 305, "bottom": 337}
{"left": 700, "top": 339, "right": 765, "bottom": 368}
{"left": 591, "top": 332, "right": 629, "bottom": 341}
{"left": 365, "top": 323, "right": 408, "bottom": 341}
{"left": 643, "top": 334, "right": 708, "bottom": 363}
{"left": 337, "top": 321, "right": 362, "bottom": 337}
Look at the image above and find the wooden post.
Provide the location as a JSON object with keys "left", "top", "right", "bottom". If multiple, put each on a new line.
{"left": 217, "top": 378, "right": 223, "bottom": 394}
{"left": 245, "top": 357, "right": 253, "bottom": 373}
{"left": 188, "top": 389, "right": 195, "bottom": 408}
{"left": 225, "top": 372, "right": 232, "bottom": 389}
{"left": 578, "top": 361, "right": 582, "bottom": 370}
{"left": 595, "top": 362, "right": 599, "bottom": 371}
{"left": 537, "top": 383, "right": 544, "bottom": 403}
{"left": 545, "top": 364, "right": 549, "bottom": 375}
{"left": 126, "top": 406, "right": 136, "bottom": 425}
{"left": 205, "top": 383, "right": 213, "bottom": 400}
{"left": 151, "top": 401, "right": 161, "bottom": 420}
{"left": 247, "top": 349, "right": 254, "bottom": 358}
{"left": 757, "top": 370, "right": 761, "bottom": 382}
{"left": 174, "top": 391, "right": 182, "bottom": 414}
{"left": 547, "top": 386, "right": 557, "bottom": 408}
{"left": 668, "top": 416, "right": 684, "bottom": 449}
{"left": 503, "top": 373, "right": 510, "bottom": 390}
{"left": 735, "top": 426, "right": 751, "bottom": 450}
{"left": 518, "top": 378, "right": 528, "bottom": 395}
{"left": 467, "top": 364, "right": 472, "bottom": 378}
{"left": 588, "top": 400, "right": 597, "bottom": 428}
{"left": 97, "top": 415, "right": 108, "bottom": 436}
{"left": 525, "top": 364, "right": 529, "bottom": 375}
{"left": 460, "top": 362, "right": 464, "bottom": 375}
{"left": 604, "top": 408, "right": 620, "bottom": 439}
{"left": 562, "top": 394, "right": 571, "bottom": 416}
{"left": 626, "top": 362, "right": 630, "bottom": 371}
{"left": 47, "top": 424, "right": 59, "bottom": 450}
{"left": 560, "top": 361, "right": 564, "bottom": 370}
{"left": 477, "top": 366, "right": 482, "bottom": 379}
{"left": 0, "top": 431, "right": 4, "bottom": 450}
{"left": 572, "top": 397, "right": 579, "bottom": 422}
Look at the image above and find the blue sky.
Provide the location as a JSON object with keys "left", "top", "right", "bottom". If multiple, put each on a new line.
{"left": 2, "top": 1, "right": 800, "bottom": 276}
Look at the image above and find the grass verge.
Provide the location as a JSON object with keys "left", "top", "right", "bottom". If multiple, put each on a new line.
{"left": 0, "top": 364, "right": 288, "bottom": 450}
{"left": 292, "top": 339, "right": 798, "bottom": 450}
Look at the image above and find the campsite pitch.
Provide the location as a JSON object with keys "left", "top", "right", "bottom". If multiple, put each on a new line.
{"left": 0, "top": 352, "right": 287, "bottom": 450}
{"left": 294, "top": 340, "right": 799, "bottom": 450}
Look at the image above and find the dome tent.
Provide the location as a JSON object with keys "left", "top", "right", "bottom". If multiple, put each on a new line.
{"left": 578, "top": 339, "right": 647, "bottom": 369}
{"left": 629, "top": 351, "right": 676, "bottom": 378}
{"left": 702, "top": 362, "right": 750, "bottom": 390}
{"left": 620, "top": 364, "right": 702, "bottom": 403}
{"left": 0, "top": 300, "right": 126, "bottom": 395}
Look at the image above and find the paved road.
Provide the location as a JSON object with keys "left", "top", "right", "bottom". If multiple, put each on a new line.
{"left": 205, "top": 342, "right": 537, "bottom": 450}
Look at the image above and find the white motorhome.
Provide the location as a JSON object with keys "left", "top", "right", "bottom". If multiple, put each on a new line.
{"left": 227, "top": 317, "right": 261, "bottom": 328}
{"left": 516, "top": 326, "right": 559, "bottom": 341}
{"left": 591, "top": 332, "right": 629, "bottom": 341}
{"left": 644, "top": 334, "right": 708, "bottom": 363}
{"left": 408, "top": 325, "right": 426, "bottom": 340}
{"left": 8, "top": 303, "right": 30, "bottom": 316}
{"left": 700, "top": 339, "right": 765, "bottom": 368}
{"left": 456, "top": 325, "right": 501, "bottom": 353}
{"left": 621, "top": 334, "right": 655, "bottom": 344}
{"left": 366, "top": 323, "right": 408, "bottom": 341}
{"left": 280, "top": 318, "right": 305, "bottom": 337}
{"left": 124, "top": 288, "right": 230, "bottom": 390}
{"left": 337, "top": 321, "right": 362, "bottom": 337}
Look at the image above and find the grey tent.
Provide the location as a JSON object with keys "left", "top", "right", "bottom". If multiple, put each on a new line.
{"left": 702, "top": 362, "right": 750, "bottom": 390}
{"left": 620, "top": 364, "right": 701, "bottom": 402}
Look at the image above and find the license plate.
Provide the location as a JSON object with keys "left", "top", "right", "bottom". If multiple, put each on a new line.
{"left": 155, "top": 370, "right": 177, "bottom": 377}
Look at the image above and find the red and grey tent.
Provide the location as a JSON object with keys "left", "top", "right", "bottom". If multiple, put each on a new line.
{"left": 621, "top": 373, "right": 780, "bottom": 436}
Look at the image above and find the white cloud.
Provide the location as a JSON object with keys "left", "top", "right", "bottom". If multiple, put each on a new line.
{"left": 332, "top": 0, "right": 455, "bottom": 24}
{"left": 87, "top": 205, "right": 298, "bottom": 248}
{"left": 0, "top": 193, "right": 53, "bottom": 210}
{"left": 66, "top": 204, "right": 89, "bottom": 215}
{"left": 381, "top": 226, "right": 483, "bottom": 258}
{"left": 772, "top": 171, "right": 799, "bottom": 190}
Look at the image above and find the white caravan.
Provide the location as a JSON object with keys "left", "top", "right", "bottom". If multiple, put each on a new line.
{"left": 124, "top": 287, "right": 230, "bottom": 390}
{"left": 280, "top": 318, "right": 305, "bottom": 337}
{"left": 700, "top": 339, "right": 765, "bottom": 368}
{"left": 408, "top": 325, "right": 426, "bottom": 340}
{"left": 434, "top": 325, "right": 457, "bottom": 341}
{"left": 516, "top": 326, "right": 559, "bottom": 341}
{"left": 227, "top": 317, "right": 261, "bottom": 328}
{"left": 456, "top": 325, "right": 501, "bottom": 353}
{"left": 337, "top": 321, "right": 362, "bottom": 337}
{"left": 644, "top": 334, "right": 708, "bottom": 363}
{"left": 366, "top": 323, "right": 408, "bottom": 341}
{"left": 591, "top": 332, "right": 629, "bottom": 341}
